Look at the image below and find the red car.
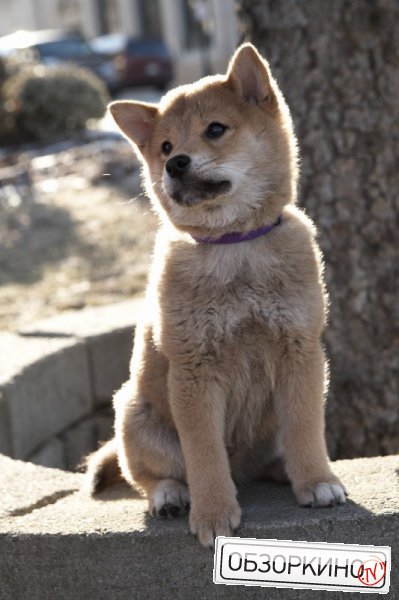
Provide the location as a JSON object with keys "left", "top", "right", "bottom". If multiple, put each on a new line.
{"left": 90, "top": 35, "right": 174, "bottom": 91}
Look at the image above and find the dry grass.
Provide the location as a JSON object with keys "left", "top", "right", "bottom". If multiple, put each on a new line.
{"left": 0, "top": 139, "right": 158, "bottom": 331}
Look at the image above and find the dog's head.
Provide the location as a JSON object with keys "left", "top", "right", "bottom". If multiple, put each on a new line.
{"left": 110, "top": 43, "right": 298, "bottom": 237}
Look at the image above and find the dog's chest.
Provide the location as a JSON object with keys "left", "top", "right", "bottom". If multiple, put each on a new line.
{"left": 164, "top": 258, "right": 297, "bottom": 357}
{"left": 188, "top": 278, "right": 277, "bottom": 343}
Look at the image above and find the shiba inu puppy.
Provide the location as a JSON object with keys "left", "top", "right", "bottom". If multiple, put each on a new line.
{"left": 86, "top": 43, "right": 347, "bottom": 548}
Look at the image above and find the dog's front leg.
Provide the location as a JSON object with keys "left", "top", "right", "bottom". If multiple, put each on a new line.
{"left": 275, "top": 341, "right": 347, "bottom": 507}
{"left": 168, "top": 365, "right": 241, "bottom": 547}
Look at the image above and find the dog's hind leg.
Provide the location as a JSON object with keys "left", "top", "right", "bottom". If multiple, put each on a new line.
{"left": 83, "top": 414, "right": 190, "bottom": 519}
{"left": 86, "top": 322, "right": 190, "bottom": 517}
{"left": 114, "top": 379, "right": 190, "bottom": 518}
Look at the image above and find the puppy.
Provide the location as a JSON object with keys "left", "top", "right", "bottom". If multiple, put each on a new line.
{"left": 86, "top": 43, "right": 347, "bottom": 548}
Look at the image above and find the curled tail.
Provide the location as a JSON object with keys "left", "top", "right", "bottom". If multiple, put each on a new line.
{"left": 84, "top": 438, "right": 123, "bottom": 495}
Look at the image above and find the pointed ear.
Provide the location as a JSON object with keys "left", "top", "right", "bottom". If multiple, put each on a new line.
{"left": 227, "top": 43, "right": 273, "bottom": 105}
{"left": 109, "top": 101, "right": 158, "bottom": 151}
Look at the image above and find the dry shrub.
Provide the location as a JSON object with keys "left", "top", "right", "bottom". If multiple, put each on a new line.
{"left": 2, "top": 64, "right": 109, "bottom": 142}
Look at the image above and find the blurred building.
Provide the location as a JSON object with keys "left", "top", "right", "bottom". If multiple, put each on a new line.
{"left": 0, "top": 0, "right": 238, "bottom": 84}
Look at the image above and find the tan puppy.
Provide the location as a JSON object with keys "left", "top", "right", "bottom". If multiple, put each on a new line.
{"left": 86, "top": 43, "right": 347, "bottom": 548}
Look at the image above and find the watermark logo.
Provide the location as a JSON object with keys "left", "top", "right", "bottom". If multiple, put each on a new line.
{"left": 357, "top": 556, "right": 387, "bottom": 588}
{"left": 213, "top": 538, "right": 391, "bottom": 594}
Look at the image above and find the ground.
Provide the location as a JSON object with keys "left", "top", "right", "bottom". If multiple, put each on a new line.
{"left": 0, "top": 135, "right": 158, "bottom": 331}
{"left": 0, "top": 88, "right": 164, "bottom": 332}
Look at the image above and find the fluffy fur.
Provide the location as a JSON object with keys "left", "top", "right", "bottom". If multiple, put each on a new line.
{"left": 85, "top": 43, "right": 347, "bottom": 547}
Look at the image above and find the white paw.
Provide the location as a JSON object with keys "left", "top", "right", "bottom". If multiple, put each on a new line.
{"left": 149, "top": 479, "right": 190, "bottom": 518}
{"left": 295, "top": 480, "right": 347, "bottom": 507}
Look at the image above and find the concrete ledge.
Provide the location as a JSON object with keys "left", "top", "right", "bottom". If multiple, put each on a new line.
{"left": 0, "top": 454, "right": 398, "bottom": 599}
{"left": 20, "top": 299, "right": 141, "bottom": 406}
{"left": 0, "top": 301, "right": 138, "bottom": 466}
{"left": 0, "top": 333, "right": 92, "bottom": 459}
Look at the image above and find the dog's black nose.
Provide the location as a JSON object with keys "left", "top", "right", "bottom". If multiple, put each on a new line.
{"left": 165, "top": 154, "right": 191, "bottom": 179}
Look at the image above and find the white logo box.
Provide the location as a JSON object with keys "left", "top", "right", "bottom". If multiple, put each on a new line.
{"left": 214, "top": 537, "right": 391, "bottom": 594}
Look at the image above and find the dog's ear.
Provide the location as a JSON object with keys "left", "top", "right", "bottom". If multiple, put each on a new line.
{"left": 109, "top": 101, "right": 158, "bottom": 152}
{"left": 227, "top": 43, "right": 274, "bottom": 105}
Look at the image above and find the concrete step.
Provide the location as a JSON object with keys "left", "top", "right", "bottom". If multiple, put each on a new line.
{"left": 0, "top": 453, "right": 398, "bottom": 599}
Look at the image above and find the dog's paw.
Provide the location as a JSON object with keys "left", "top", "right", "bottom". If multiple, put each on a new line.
{"left": 294, "top": 479, "right": 347, "bottom": 508}
{"left": 189, "top": 498, "right": 241, "bottom": 548}
{"left": 149, "top": 479, "right": 190, "bottom": 518}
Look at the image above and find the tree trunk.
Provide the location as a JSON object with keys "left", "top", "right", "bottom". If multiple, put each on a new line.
{"left": 237, "top": 0, "right": 398, "bottom": 459}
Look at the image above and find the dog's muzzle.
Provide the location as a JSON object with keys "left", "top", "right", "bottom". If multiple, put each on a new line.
{"left": 168, "top": 178, "right": 232, "bottom": 206}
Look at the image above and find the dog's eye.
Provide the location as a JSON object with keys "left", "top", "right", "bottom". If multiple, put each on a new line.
{"left": 206, "top": 122, "right": 227, "bottom": 139}
{"left": 161, "top": 141, "right": 173, "bottom": 155}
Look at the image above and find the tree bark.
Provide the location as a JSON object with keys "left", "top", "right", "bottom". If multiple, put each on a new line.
{"left": 236, "top": 0, "right": 398, "bottom": 459}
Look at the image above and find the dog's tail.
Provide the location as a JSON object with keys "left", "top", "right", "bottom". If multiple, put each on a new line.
{"left": 83, "top": 438, "right": 123, "bottom": 495}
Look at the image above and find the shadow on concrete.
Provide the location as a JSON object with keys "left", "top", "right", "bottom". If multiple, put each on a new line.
{"left": 92, "top": 478, "right": 376, "bottom": 542}
{"left": 93, "top": 481, "right": 142, "bottom": 502}
{"left": 236, "top": 480, "right": 375, "bottom": 526}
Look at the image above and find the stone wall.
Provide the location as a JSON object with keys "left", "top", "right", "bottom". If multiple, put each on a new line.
{"left": 0, "top": 301, "right": 138, "bottom": 466}
{"left": 237, "top": 0, "right": 399, "bottom": 459}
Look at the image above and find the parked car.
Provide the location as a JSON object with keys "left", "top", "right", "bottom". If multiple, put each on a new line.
{"left": 0, "top": 29, "right": 119, "bottom": 91}
{"left": 90, "top": 35, "right": 174, "bottom": 91}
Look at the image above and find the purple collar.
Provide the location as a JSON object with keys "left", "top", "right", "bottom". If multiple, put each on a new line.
{"left": 191, "top": 214, "right": 283, "bottom": 245}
